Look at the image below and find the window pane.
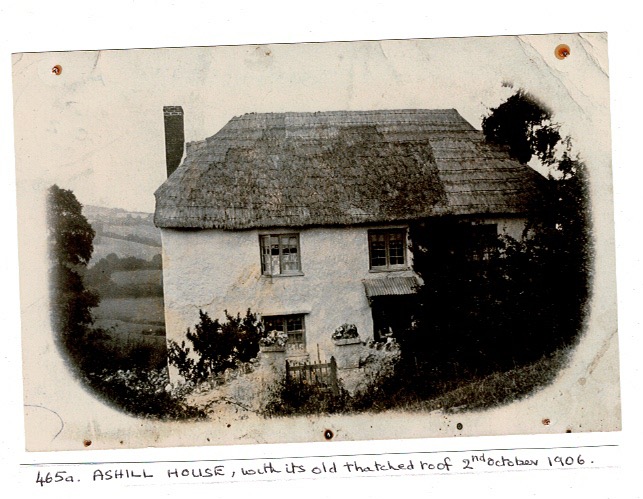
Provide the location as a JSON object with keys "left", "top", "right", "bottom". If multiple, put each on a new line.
{"left": 270, "top": 240, "right": 280, "bottom": 255}
{"left": 286, "top": 316, "right": 303, "bottom": 332}
{"left": 271, "top": 254, "right": 281, "bottom": 275}
{"left": 264, "top": 317, "right": 284, "bottom": 332}
{"left": 370, "top": 240, "right": 387, "bottom": 267}
{"left": 280, "top": 234, "right": 300, "bottom": 272}
{"left": 288, "top": 330, "right": 304, "bottom": 345}
{"left": 260, "top": 236, "right": 271, "bottom": 274}
{"left": 388, "top": 237, "right": 405, "bottom": 265}
{"left": 286, "top": 316, "right": 304, "bottom": 345}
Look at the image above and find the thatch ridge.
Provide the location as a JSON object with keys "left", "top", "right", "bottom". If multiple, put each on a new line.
{"left": 154, "top": 109, "right": 541, "bottom": 229}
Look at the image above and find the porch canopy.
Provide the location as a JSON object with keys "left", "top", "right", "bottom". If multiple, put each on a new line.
{"left": 362, "top": 276, "right": 419, "bottom": 299}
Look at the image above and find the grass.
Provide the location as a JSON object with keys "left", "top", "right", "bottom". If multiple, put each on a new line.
{"left": 93, "top": 296, "right": 165, "bottom": 325}
{"left": 258, "top": 348, "right": 572, "bottom": 419}
{"left": 414, "top": 347, "right": 572, "bottom": 413}
{"left": 111, "top": 270, "right": 162, "bottom": 287}
{"left": 92, "top": 296, "right": 167, "bottom": 369}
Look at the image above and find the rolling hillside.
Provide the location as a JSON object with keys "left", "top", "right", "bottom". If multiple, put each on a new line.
{"left": 84, "top": 205, "right": 162, "bottom": 264}
{"left": 83, "top": 205, "right": 167, "bottom": 367}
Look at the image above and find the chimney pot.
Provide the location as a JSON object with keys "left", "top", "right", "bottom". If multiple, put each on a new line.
{"left": 163, "top": 106, "right": 184, "bottom": 178}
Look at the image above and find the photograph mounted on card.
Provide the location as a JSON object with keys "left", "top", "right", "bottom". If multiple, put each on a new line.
{"left": 12, "top": 33, "right": 619, "bottom": 451}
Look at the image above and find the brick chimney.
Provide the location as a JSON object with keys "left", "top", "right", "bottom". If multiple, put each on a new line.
{"left": 163, "top": 106, "right": 184, "bottom": 178}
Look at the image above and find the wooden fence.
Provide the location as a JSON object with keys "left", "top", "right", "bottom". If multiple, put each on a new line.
{"left": 285, "top": 357, "right": 339, "bottom": 395}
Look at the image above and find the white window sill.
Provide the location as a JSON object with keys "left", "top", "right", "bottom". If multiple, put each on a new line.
{"left": 262, "top": 272, "right": 305, "bottom": 278}
{"left": 368, "top": 267, "right": 410, "bottom": 273}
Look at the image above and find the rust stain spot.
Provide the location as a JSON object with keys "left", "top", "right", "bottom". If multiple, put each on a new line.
{"left": 555, "top": 44, "right": 570, "bottom": 60}
{"left": 52, "top": 64, "right": 62, "bottom": 75}
{"left": 324, "top": 429, "right": 334, "bottom": 440}
{"left": 265, "top": 50, "right": 271, "bottom": 56}
{"left": 83, "top": 439, "right": 92, "bottom": 447}
{"left": 566, "top": 428, "right": 572, "bottom": 433}
{"left": 542, "top": 418, "right": 551, "bottom": 426}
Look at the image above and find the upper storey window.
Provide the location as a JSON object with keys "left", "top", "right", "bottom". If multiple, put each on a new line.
{"left": 260, "top": 234, "right": 302, "bottom": 276}
{"left": 368, "top": 229, "right": 407, "bottom": 270}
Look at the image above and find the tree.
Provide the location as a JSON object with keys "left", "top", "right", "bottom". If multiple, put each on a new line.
{"left": 481, "top": 89, "right": 561, "bottom": 166}
{"left": 398, "top": 89, "right": 592, "bottom": 394}
{"left": 47, "top": 185, "right": 99, "bottom": 363}
{"left": 482, "top": 91, "right": 592, "bottom": 320}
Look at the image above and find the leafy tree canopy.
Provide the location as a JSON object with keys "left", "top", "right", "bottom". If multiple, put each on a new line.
{"left": 482, "top": 89, "right": 561, "bottom": 166}
{"left": 394, "top": 89, "right": 592, "bottom": 402}
{"left": 47, "top": 185, "right": 99, "bottom": 355}
{"left": 47, "top": 185, "right": 95, "bottom": 267}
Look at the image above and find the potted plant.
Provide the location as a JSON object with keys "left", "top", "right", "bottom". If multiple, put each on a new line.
{"left": 259, "top": 329, "right": 288, "bottom": 352}
{"left": 331, "top": 323, "right": 361, "bottom": 346}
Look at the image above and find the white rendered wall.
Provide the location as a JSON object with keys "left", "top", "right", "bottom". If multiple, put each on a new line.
{"left": 160, "top": 217, "right": 525, "bottom": 368}
{"left": 160, "top": 225, "right": 413, "bottom": 363}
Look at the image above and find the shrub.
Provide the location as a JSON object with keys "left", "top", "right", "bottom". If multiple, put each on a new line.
{"left": 263, "top": 375, "right": 350, "bottom": 417}
{"left": 83, "top": 367, "right": 205, "bottom": 420}
{"left": 168, "top": 309, "right": 263, "bottom": 384}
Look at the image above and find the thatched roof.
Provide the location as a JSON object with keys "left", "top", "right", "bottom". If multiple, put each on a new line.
{"left": 154, "top": 109, "right": 543, "bottom": 230}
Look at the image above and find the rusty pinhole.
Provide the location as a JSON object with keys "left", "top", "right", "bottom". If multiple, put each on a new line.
{"left": 52, "top": 65, "right": 62, "bottom": 75}
{"left": 324, "top": 429, "right": 334, "bottom": 440}
{"left": 555, "top": 44, "right": 570, "bottom": 60}
{"left": 83, "top": 439, "right": 92, "bottom": 447}
{"left": 456, "top": 423, "right": 463, "bottom": 431}
{"left": 542, "top": 418, "right": 551, "bottom": 426}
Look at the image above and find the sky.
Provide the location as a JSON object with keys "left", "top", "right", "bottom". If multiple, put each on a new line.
{"left": 12, "top": 34, "right": 609, "bottom": 214}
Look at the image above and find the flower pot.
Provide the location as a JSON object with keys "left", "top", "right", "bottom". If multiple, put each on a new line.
{"left": 260, "top": 345, "right": 286, "bottom": 353}
{"left": 332, "top": 337, "right": 362, "bottom": 346}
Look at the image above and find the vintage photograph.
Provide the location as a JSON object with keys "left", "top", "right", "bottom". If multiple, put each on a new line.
{"left": 13, "top": 33, "right": 620, "bottom": 450}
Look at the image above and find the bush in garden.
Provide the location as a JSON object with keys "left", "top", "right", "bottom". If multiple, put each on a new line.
{"left": 83, "top": 367, "right": 205, "bottom": 420}
{"left": 168, "top": 309, "right": 263, "bottom": 384}
{"left": 263, "top": 375, "right": 350, "bottom": 417}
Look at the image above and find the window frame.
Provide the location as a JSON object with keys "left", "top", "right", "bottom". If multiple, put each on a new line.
{"left": 259, "top": 232, "right": 303, "bottom": 277}
{"left": 465, "top": 223, "right": 498, "bottom": 262}
{"left": 368, "top": 227, "right": 408, "bottom": 271}
{"left": 262, "top": 314, "right": 306, "bottom": 348}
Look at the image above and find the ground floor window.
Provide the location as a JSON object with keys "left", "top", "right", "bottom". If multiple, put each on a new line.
{"left": 262, "top": 314, "right": 306, "bottom": 347}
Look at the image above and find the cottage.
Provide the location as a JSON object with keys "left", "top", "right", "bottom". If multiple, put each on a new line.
{"left": 154, "top": 107, "right": 542, "bottom": 370}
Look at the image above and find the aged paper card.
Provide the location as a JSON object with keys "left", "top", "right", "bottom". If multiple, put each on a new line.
{"left": 12, "top": 33, "right": 619, "bottom": 452}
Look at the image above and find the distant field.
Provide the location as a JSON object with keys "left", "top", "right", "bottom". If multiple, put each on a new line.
{"left": 94, "top": 296, "right": 165, "bottom": 326}
{"left": 111, "top": 270, "right": 163, "bottom": 287}
{"left": 100, "top": 223, "right": 161, "bottom": 242}
{"left": 93, "top": 296, "right": 167, "bottom": 368}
